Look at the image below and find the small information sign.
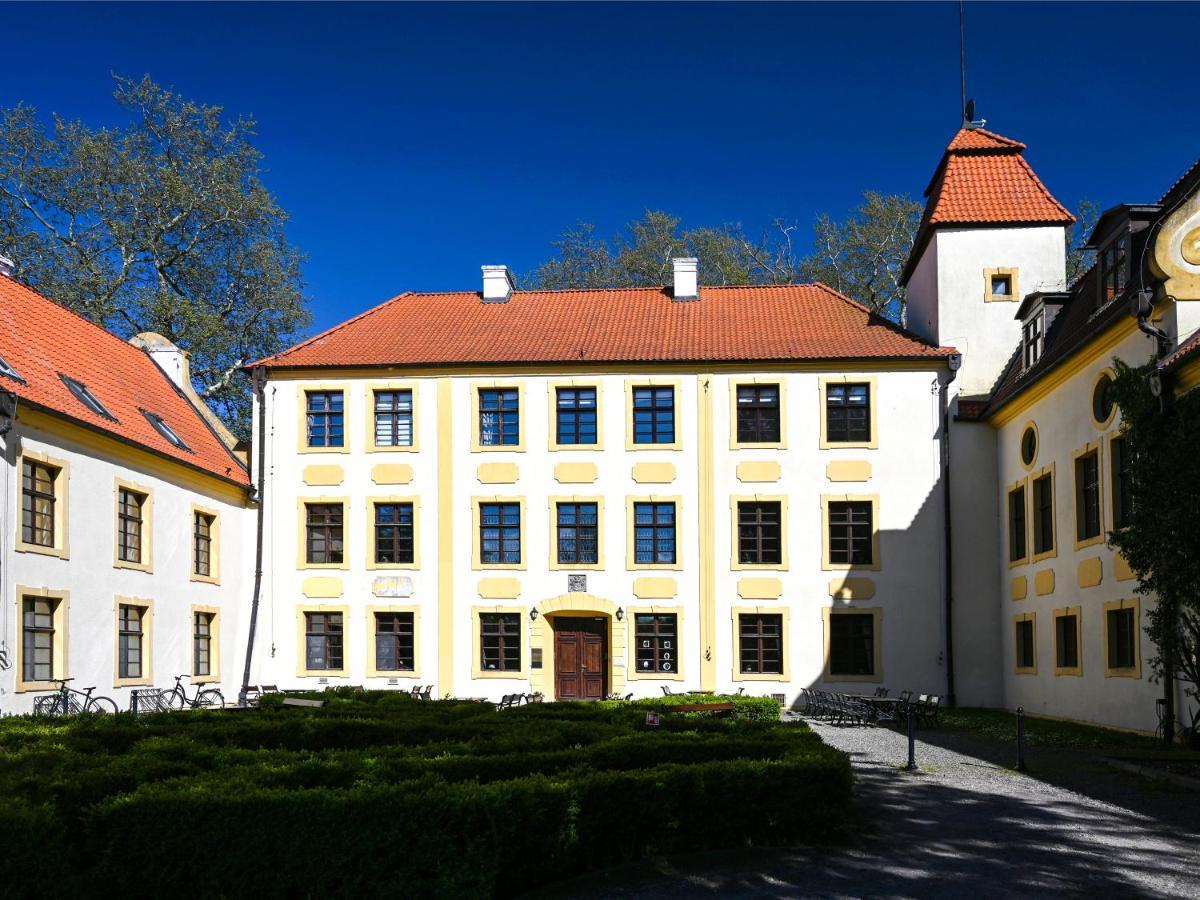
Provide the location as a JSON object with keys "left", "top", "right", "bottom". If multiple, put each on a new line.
{"left": 645, "top": 711, "right": 660, "bottom": 727}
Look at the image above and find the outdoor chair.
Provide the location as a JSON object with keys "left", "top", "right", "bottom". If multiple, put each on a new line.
{"left": 873, "top": 686, "right": 889, "bottom": 698}
{"left": 418, "top": 685, "right": 433, "bottom": 701}
{"left": 661, "top": 685, "right": 675, "bottom": 696}
{"left": 919, "top": 695, "right": 942, "bottom": 728}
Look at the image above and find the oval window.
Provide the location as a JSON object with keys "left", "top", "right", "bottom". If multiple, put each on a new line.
{"left": 1020, "top": 426, "right": 1037, "bottom": 467}
{"left": 1092, "top": 373, "right": 1116, "bottom": 425}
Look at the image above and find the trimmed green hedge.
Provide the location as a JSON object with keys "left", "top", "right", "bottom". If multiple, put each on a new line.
{"left": 0, "top": 692, "right": 850, "bottom": 898}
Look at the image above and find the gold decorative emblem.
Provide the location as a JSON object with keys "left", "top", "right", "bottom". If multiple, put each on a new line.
{"left": 1182, "top": 225, "right": 1200, "bottom": 266}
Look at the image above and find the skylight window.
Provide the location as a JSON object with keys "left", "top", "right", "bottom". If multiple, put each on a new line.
{"left": 0, "top": 352, "right": 23, "bottom": 383}
{"left": 59, "top": 374, "right": 116, "bottom": 421}
{"left": 141, "top": 409, "right": 192, "bottom": 452}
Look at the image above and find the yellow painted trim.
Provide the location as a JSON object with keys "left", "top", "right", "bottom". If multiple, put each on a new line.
{"left": 1010, "top": 575, "right": 1028, "bottom": 601}
{"left": 1071, "top": 441, "right": 1105, "bottom": 551}
{"left": 13, "top": 585, "right": 69, "bottom": 692}
{"left": 1090, "top": 368, "right": 1118, "bottom": 430}
{"left": 477, "top": 462, "right": 520, "bottom": 484}
{"left": 302, "top": 464, "right": 344, "bottom": 487}
{"left": 626, "top": 495, "right": 684, "bottom": 571}
{"left": 1176, "top": 357, "right": 1200, "bottom": 395}
{"left": 1018, "top": 419, "right": 1040, "bottom": 471}
{"left": 698, "top": 374, "right": 715, "bottom": 691}
{"left": 736, "top": 461, "right": 782, "bottom": 483}
{"left": 631, "top": 461, "right": 676, "bottom": 484}
{"left": 14, "top": 447, "right": 70, "bottom": 559}
{"left": 371, "top": 463, "right": 413, "bottom": 485}
{"left": 739, "top": 577, "right": 784, "bottom": 600}
{"left": 632, "top": 577, "right": 677, "bottom": 599}
{"left": 302, "top": 576, "right": 343, "bottom": 598}
{"left": 820, "top": 494, "right": 881, "bottom": 572}
{"left": 731, "top": 605, "right": 791, "bottom": 682}
{"left": 822, "top": 606, "right": 883, "bottom": 684}
{"left": 1103, "top": 597, "right": 1142, "bottom": 678}
{"left": 436, "top": 378, "right": 454, "bottom": 697}
{"left": 113, "top": 476, "right": 154, "bottom": 573}
{"left": 295, "top": 604, "right": 351, "bottom": 678}
{"left": 190, "top": 605, "right": 221, "bottom": 684}
{"left": 113, "top": 596, "right": 154, "bottom": 688}
{"left": 1104, "top": 431, "right": 1126, "bottom": 535}
{"left": 471, "top": 495, "right": 527, "bottom": 570}
{"left": 478, "top": 577, "right": 522, "bottom": 599}
{"left": 818, "top": 375, "right": 879, "bottom": 450}
{"left": 189, "top": 504, "right": 221, "bottom": 585}
{"left": 470, "top": 605, "right": 528, "bottom": 679}
{"left": 625, "top": 605, "right": 686, "bottom": 682}
{"left": 624, "top": 377, "right": 684, "bottom": 451}
{"left": 829, "top": 576, "right": 875, "bottom": 601}
{"left": 728, "top": 376, "right": 788, "bottom": 450}
{"left": 297, "top": 381, "right": 351, "bottom": 454}
{"left": 1029, "top": 463, "right": 1057, "bottom": 563}
{"left": 1034, "top": 568, "right": 1055, "bottom": 596}
{"left": 1077, "top": 557, "right": 1103, "bottom": 589}
{"left": 547, "top": 495, "right": 605, "bottom": 570}
{"left": 554, "top": 462, "right": 598, "bottom": 484}
{"left": 365, "top": 604, "right": 421, "bottom": 679}
{"left": 989, "top": 316, "right": 1140, "bottom": 426}
{"left": 1113, "top": 551, "right": 1136, "bottom": 583}
{"left": 546, "top": 378, "right": 605, "bottom": 451}
{"left": 1007, "top": 479, "right": 1029, "bottom": 567}
{"left": 1052, "top": 606, "right": 1082, "bottom": 677}
{"left": 825, "top": 460, "right": 871, "bottom": 483}
{"left": 983, "top": 266, "right": 1020, "bottom": 302}
{"left": 470, "top": 380, "right": 527, "bottom": 452}
{"left": 365, "top": 495, "right": 421, "bottom": 570}
{"left": 364, "top": 380, "right": 421, "bottom": 453}
{"left": 729, "top": 494, "right": 789, "bottom": 571}
{"left": 297, "top": 496, "right": 350, "bottom": 570}
{"left": 1014, "top": 611, "right": 1037, "bottom": 675}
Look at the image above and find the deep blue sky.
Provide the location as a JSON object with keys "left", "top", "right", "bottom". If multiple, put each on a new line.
{"left": 3, "top": 2, "right": 1196, "bottom": 334}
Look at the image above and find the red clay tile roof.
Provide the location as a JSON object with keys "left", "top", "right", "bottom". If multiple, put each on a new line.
{"left": 0, "top": 276, "right": 250, "bottom": 488}
{"left": 902, "top": 127, "right": 1074, "bottom": 285}
{"left": 1164, "top": 327, "right": 1200, "bottom": 372}
{"left": 254, "top": 284, "right": 954, "bottom": 369}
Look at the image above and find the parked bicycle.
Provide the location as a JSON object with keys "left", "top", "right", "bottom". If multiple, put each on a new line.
{"left": 166, "top": 674, "right": 224, "bottom": 709}
{"left": 32, "top": 678, "right": 118, "bottom": 716}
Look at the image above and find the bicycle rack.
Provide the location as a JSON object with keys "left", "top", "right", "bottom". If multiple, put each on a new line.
{"left": 130, "top": 688, "right": 171, "bottom": 715}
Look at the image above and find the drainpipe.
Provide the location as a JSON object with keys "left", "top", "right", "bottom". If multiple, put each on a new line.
{"left": 239, "top": 367, "right": 269, "bottom": 706}
{"left": 940, "top": 358, "right": 961, "bottom": 708}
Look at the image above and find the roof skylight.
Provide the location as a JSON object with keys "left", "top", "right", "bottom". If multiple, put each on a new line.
{"left": 0, "top": 351, "right": 23, "bottom": 383}
{"left": 141, "top": 409, "right": 191, "bottom": 452}
{"left": 59, "top": 373, "right": 117, "bottom": 421}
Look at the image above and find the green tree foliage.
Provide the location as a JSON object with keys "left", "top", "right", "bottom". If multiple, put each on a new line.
{"left": 1065, "top": 198, "right": 1101, "bottom": 286}
{"left": 0, "top": 76, "right": 309, "bottom": 436}
{"left": 1108, "top": 359, "right": 1200, "bottom": 736}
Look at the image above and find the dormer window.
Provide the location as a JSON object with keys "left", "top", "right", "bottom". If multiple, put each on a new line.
{"left": 59, "top": 374, "right": 116, "bottom": 421}
{"left": 1100, "top": 234, "right": 1128, "bottom": 305}
{"left": 1022, "top": 313, "right": 1043, "bottom": 369}
{"left": 0, "top": 352, "right": 23, "bottom": 383}
{"left": 141, "top": 409, "right": 191, "bottom": 451}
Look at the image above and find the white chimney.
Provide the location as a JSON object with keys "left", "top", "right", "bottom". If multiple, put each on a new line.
{"left": 481, "top": 265, "right": 515, "bottom": 303}
{"left": 0, "top": 254, "right": 15, "bottom": 278}
{"left": 672, "top": 257, "right": 698, "bottom": 301}
{"left": 131, "top": 332, "right": 190, "bottom": 389}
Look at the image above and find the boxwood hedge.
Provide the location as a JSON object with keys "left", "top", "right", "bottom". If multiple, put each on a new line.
{"left": 0, "top": 691, "right": 850, "bottom": 898}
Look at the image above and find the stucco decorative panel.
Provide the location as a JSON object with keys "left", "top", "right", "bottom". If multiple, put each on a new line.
{"left": 554, "top": 462, "right": 598, "bottom": 484}
{"left": 302, "top": 576, "right": 343, "bottom": 598}
{"left": 736, "top": 461, "right": 782, "bottom": 483}
{"left": 829, "top": 577, "right": 876, "bottom": 601}
{"left": 631, "top": 462, "right": 676, "bottom": 484}
{"left": 632, "top": 577, "right": 677, "bottom": 599}
{"left": 1034, "top": 568, "right": 1055, "bottom": 596}
{"left": 1010, "top": 576, "right": 1028, "bottom": 601}
{"left": 371, "top": 463, "right": 413, "bottom": 485}
{"left": 302, "top": 464, "right": 343, "bottom": 486}
{"left": 1113, "top": 553, "right": 1136, "bottom": 582}
{"left": 477, "top": 462, "right": 520, "bottom": 484}
{"left": 737, "top": 577, "right": 784, "bottom": 600}
{"left": 477, "top": 577, "right": 521, "bottom": 599}
{"left": 1077, "top": 557, "right": 1103, "bottom": 589}
{"left": 825, "top": 460, "right": 872, "bottom": 482}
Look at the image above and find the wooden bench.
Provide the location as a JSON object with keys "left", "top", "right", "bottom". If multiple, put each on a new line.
{"left": 667, "top": 702, "right": 736, "bottom": 714}
{"left": 281, "top": 697, "right": 324, "bottom": 708}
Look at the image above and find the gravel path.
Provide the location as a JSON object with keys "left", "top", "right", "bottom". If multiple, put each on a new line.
{"left": 533, "top": 718, "right": 1200, "bottom": 899}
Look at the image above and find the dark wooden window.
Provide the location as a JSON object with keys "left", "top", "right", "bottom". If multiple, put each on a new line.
{"left": 1055, "top": 614, "right": 1078, "bottom": 670}
{"left": 1015, "top": 618, "right": 1035, "bottom": 670}
{"left": 739, "top": 613, "right": 783, "bottom": 675}
{"left": 556, "top": 502, "right": 598, "bottom": 565}
{"left": 1023, "top": 315, "right": 1043, "bottom": 369}
{"left": 21, "top": 596, "right": 55, "bottom": 682}
{"left": 374, "top": 503, "right": 414, "bottom": 565}
{"left": 1100, "top": 234, "right": 1128, "bottom": 305}
{"left": 1020, "top": 426, "right": 1038, "bottom": 467}
{"left": 193, "top": 511, "right": 214, "bottom": 577}
{"left": 118, "top": 604, "right": 144, "bottom": 679}
{"left": 633, "top": 502, "right": 676, "bottom": 565}
{"left": 990, "top": 274, "right": 1012, "bottom": 296}
{"left": 479, "top": 388, "right": 519, "bottom": 446}
{"left": 117, "top": 488, "right": 146, "bottom": 564}
{"left": 21, "top": 460, "right": 56, "bottom": 548}
{"left": 1032, "top": 473, "right": 1054, "bottom": 555}
{"left": 1075, "top": 451, "right": 1101, "bottom": 542}
{"left": 634, "top": 613, "right": 678, "bottom": 674}
{"left": 374, "top": 390, "right": 413, "bottom": 447}
{"left": 480, "top": 502, "right": 521, "bottom": 564}
{"left": 1092, "top": 374, "right": 1115, "bottom": 424}
{"left": 1008, "top": 485, "right": 1027, "bottom": 562}
{"left": 736, "top": 385, "right": 780, "bottom": 444}
{"left": 738, "top": 501, "right": 782, "bottom": 565}
{"left": 556, "top": 388, "right": 598, "bottom": 445}
{"left": 374, "top": 612, "right": 415, "bottom": 671}
{"left": 827, "top": 501, "right": 873, "bottom": 566}
{"left": 305, "top": 503, "right": 344, "bottom": 565}
{"left": 480, "top": 612, "right": 520, "bottom": 672}
{"left": 632, "top": 386, "right": 675, "bottom": 444}
{"left": 1110, "top": 437, "right": 1133, "bottom": 529}
{"left": 305, "top": 612, "right": 343, "bottom": 670}
{"left": 305, "top": 391, "right": 344, "bottom": 448}
{"left": 193, "top": 611, "right": 213, "bottom": 677}
{"left": 1108, "top": 607, "right": 1136, "bottom": 670}
{"left": 829, "top": 613, "right": 875, "bottom": 677}
{"left": 825, "top": 383, "right": 870, "bottom": 444}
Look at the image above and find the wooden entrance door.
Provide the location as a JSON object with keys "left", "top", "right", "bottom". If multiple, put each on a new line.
{"left": 553, "top": 617, "right": 607, "bottom": 700}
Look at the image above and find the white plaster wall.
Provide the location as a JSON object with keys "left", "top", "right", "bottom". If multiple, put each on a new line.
{"left": 904, "top": 236, "right": 939, "bottom": 346}
{"left": 1, "top": 420, "right": 251, "bottom": 714}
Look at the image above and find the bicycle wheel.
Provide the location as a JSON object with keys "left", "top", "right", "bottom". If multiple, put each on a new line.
{"left": 87, "top": 696, "right": 119, "bottom": 714}
{"left": 196, "top": 689, "right": 224, "bottom": 708}
{"left": 167, "top": 688, "right": 187, "bottom": 710}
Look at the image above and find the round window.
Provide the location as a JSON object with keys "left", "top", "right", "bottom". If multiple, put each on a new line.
{"left": 1092, "top": 373, "right": 1116, "bottom": 425}
{"left": 1020, "top": 426, "right": 1037, "bottom": 467}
